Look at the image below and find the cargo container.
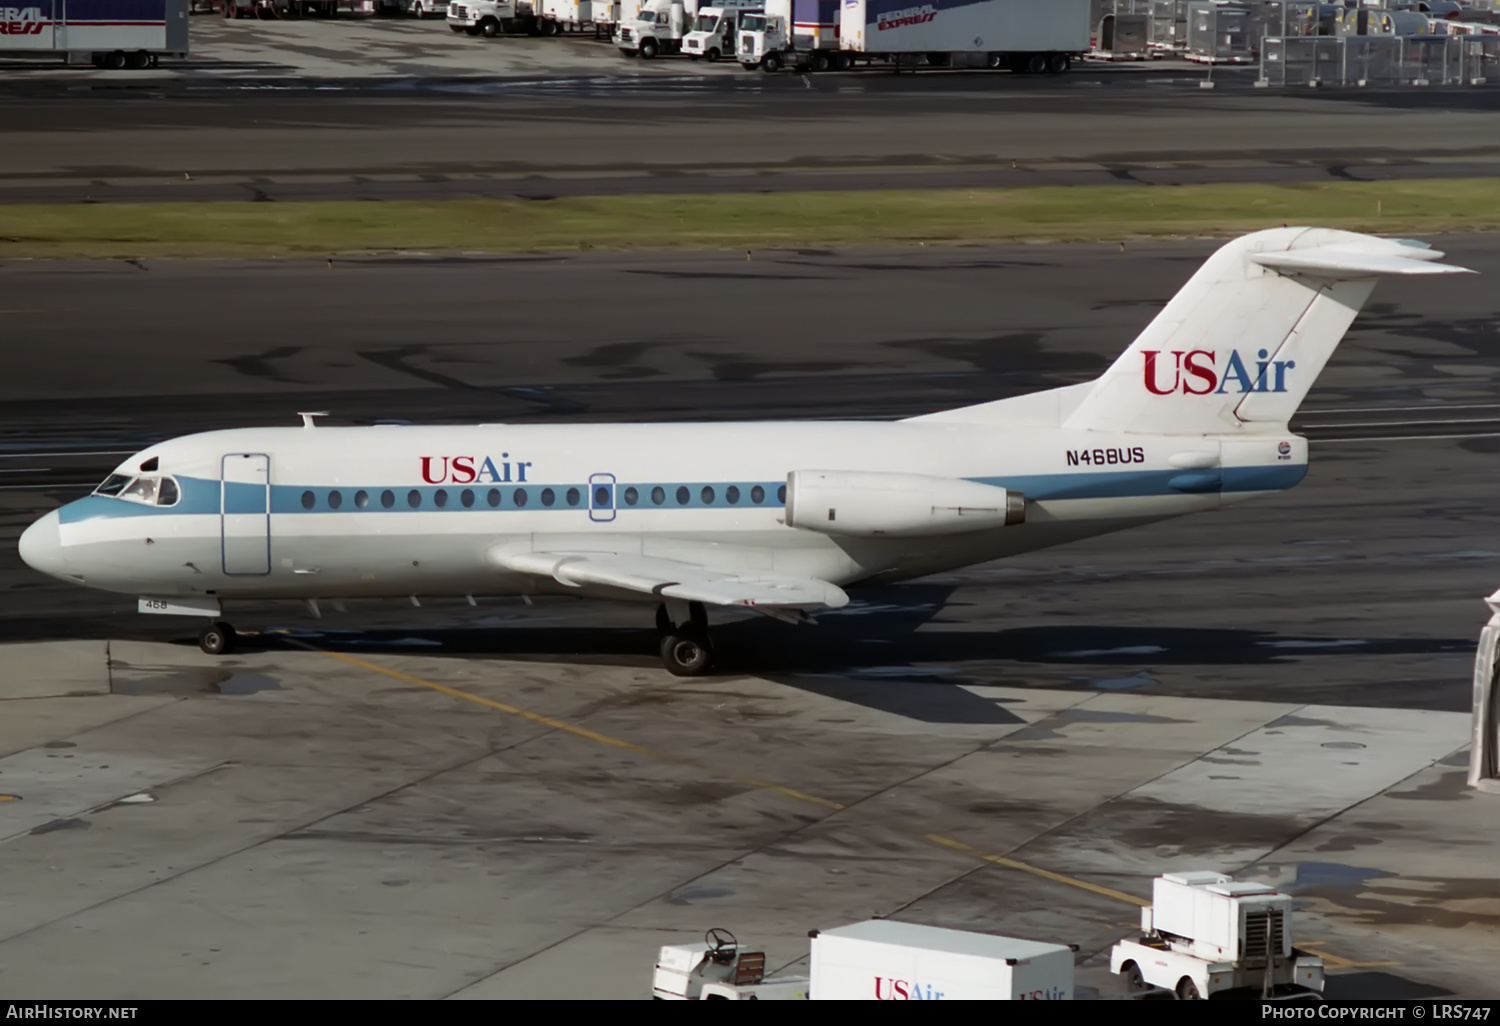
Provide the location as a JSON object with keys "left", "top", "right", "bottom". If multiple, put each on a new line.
{"left": 809, "top": 920, "right": 1074, "bottom": 1000}
{"left": 0, "top": 0, "right": 188, "bottom": 66}
{"left": 836, "top": 0, "right": 1089, "bottom": 72}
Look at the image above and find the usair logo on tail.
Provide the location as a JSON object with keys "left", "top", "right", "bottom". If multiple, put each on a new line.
{"left": 1143, "top": 349, "right": 1296, "bottom": 395}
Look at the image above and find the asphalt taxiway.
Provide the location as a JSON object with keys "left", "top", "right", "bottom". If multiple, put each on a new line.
{"left": 0, "top": 238, "right": 1497, "bottom": 997}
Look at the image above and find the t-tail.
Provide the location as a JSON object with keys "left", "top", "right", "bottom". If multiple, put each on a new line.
{"left": 1063, "top": 228, "right": 1473, "bottom": 437}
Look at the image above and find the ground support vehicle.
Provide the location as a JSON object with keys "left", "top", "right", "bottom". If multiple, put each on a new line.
{"left": 1110, "top": 872, "right": 1325, "bottom": 1001}
{"left": 652, "top": 921, "right": 1072, "bottom": 1000}
{"left": 652, "top": 930, "right": 808, "bottom": 1000}
{"left": 836, "top": 0, "right": 1089, "bottom": 72}
{"left": 682, "top": 4, "right": 758, "bottom": 61}
{"left": 0, "top": 0, "right": 188, "bottom": 67}
{"left": 620, "top": 0, "right": 753, "bottom": 56}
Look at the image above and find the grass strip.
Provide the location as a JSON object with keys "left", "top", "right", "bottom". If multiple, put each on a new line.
{"left": 0, "top": 179, "right": 1497, "bottom": 258}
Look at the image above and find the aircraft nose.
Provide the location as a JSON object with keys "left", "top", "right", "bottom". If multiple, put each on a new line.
{"left": 18, "top": 509, "right": 68, "bottom": 579}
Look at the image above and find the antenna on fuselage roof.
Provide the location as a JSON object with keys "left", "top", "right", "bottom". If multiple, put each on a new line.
{"left": 298, "top": 412, "right": 330, "bottom": 429}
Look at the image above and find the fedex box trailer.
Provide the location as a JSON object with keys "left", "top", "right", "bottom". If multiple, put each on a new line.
{"left": 809, "top": 920, "right": 1074, "bottom": 1000}
{"left": 0, "top": 0, "right": 188, "bottom": 66}
{"left": 839, "top": 0, "right": 1088, "bottom": 70}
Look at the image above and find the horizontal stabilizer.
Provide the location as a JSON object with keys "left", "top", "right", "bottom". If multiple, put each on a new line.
{"left": 1251, "top": 247, "right": 1473, "bottom": 279}
{"left": 493, "top": 549, "right": 849, "bottom": 610}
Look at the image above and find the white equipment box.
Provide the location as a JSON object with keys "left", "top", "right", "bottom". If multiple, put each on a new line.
{"left": 1110, "top": 872, "right": 1325, "bottom": 1001}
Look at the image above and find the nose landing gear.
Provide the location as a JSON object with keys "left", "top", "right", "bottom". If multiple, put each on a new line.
{"left": 198, "top": 620, "right": 238, "bottom": 655}
{"left": 656, "top": 601, "right": 713, "bottom": 676}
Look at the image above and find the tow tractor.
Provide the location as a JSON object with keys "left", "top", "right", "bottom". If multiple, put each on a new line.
{"left": 652, "top": 929, "right": 808, "bottom": 1000}
{"left": 1110, "top": 872, "right": 1326, "bottom": 1001}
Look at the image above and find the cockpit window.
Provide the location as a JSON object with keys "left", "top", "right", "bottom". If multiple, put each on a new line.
{"left": 120, "top": 477, "right": 160, "bottom": 505}
{"left": 94, "top": 474, "right": 131, "bottom": 496}
{"left": 95, "top": 474, "right": 181, "bottom": 507}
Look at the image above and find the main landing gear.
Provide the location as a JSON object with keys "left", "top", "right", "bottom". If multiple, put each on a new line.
{"left": 656, "top": 601, "right": 713, "bottom": 676}
{"left": 198, "top": 620, "right": 238, "bottom": 655}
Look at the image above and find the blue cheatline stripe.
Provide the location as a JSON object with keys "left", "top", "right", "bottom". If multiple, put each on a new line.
{"left": 56, "top": 464, "right": 1306, "bottom": 524}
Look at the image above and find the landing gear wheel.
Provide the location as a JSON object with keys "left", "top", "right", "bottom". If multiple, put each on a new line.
{"left": 660, "top": 631, "right": 712, "bottom": 676}
{"left": 199, "top": 621, "right": 236, "bottom": 656}
{"left": 1176, "top": 978, "right": 1202, "bottom": 1001}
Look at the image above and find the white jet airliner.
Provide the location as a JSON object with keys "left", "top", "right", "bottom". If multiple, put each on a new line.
{"left": 18, "top": 228, "right": 1473, "bottom": 674}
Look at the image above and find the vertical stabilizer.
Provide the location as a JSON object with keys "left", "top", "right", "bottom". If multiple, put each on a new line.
{"left": 1063, "top": 228, "right": 1471, "bottom": 436}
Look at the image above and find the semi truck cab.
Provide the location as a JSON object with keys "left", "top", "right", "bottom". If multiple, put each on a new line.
{"left": 447, "top": 0, "right": 542, "bottom": 35}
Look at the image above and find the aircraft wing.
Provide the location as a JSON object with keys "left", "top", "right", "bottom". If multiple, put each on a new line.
{"left": 492, "top": 550, "right": 850, "bottom": 611}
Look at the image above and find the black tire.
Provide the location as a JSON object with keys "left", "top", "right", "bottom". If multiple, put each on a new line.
{"left": 986, "top": 52, "right": 1002, "bottom": 69}
{"left": 707, "top": 46, "right": 720, "bottom": 62}
{"left": 1119, "top": 963, "right": 1147, "bottom": 997}
{"left": 1048, "top": 53, "right": 1070, "bottom": 74}
{"left": 832, "top": 52, "right": 850, "bottom": 71}
{"left": 810, "top": 50, "right": 829, "bottom": 72}
{"left": 639, "top": 37, "right": 658, "bottom": 58}
{"left": 126, "top": 50, "right": 150, "bottom": 69}
{"left": 481, "top": 17, "right": 498, "bottom": 36}
{"left": 660, "top": 631, "right": 713, "bottom": 676}
{"left": 741, "top": 61, "right": 757, "bottom": 71}
{"left": 103, "top": 51, "right": 127, "bottom": 69}
{"left": 543, "top": 18, "right": 559, "bottom": 35}
{"left": 1025, "top": 52, "right": 1047, "bottom": 74}
{"left": 1176, "top": 978, "right": 1202, "bottom": 1001}
{"left": 199, "top": 621, "right": 236, "bottom": 656}
{"left": 761, "top": 52, "right": 781, "bottom": 72}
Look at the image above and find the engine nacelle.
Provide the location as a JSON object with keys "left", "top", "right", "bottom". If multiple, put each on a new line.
{"left": 784, "top": 470, "right": 1025, "bottom": 538}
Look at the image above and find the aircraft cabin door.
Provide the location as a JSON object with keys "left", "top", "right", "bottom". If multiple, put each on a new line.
{"left": 221, "top": 453, "right": 271, "bottom": 575}
{"left": 589, "top": 473, "right": 616, "bottom": 523}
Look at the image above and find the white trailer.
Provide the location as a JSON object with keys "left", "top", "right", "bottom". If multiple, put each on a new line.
{"left": 0, "top": 0, "right": 188, "bottom": 67}
{"left": 1110, "top": 872, "right": 1326, "bottom": 1001}
{"left": 810, "top": 920, "right": 1073, "bottom": 1000}
{"left": 838, "top": 0, "right": 1090, "bottom": 72}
